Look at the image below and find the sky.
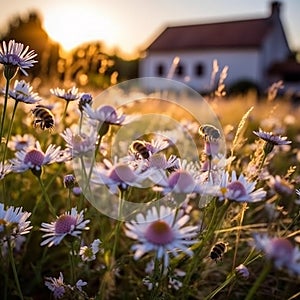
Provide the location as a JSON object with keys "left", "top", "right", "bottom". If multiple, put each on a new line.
{"left": 0, "top": 0, "right": 300, "bottom": 57}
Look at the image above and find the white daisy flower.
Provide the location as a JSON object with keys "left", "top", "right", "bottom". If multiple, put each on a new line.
{"left": 83, "top": 104, "right": 128, "bottom": 125}
{"left": 79, "top": 238, "right": 101, "bottom": 261}
{"left": 61, "top": 127, "right": 97, "bottom": 158}
{"left": 40, "top": 207, "right": 90, "bottom": 247}
{"left": 8, "top": 134, "right": 35, "bottom": 151}
{"left": 0, "top": 40, "right": 37, "bottom": 77}
{"left": 152, "top": 169, "right": 203, "bottom": 194}
{"left": 91, "top": 161, "right": 151, "bottom": 194}
{"left": 253, "top": 129, "right": 291, "bottom": 146}
{"left": 253, "top": 128, "right": 291, "bottom": 154}
{"left": 0, "top": 203, "right": 32, "bottom": 242}
{"left": 8, "top": 80, "right": 41, "bottom": 104}
{"left": 50, "top": 86, "right": 81, "bottom": 102}
{"left": 125, "top": 205, "right": 198, "bottom": 268}
{"left": 218, "top": 171, "right": 266, "bottom": 202}
{"left": 253, "top": 234, "right": 300, "bottom": 276}
{"left": 10, "top": 141, "right": 61, "bottom": 174}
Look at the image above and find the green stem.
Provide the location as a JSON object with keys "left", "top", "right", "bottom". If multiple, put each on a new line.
{"left": 0, "top": 78, "right": 10, "bottom": 150}
{"left": 149, "top": 256, "right": 163, "bottom": 300}
{"left": 204, "top": 250, "right": 261, "bottom": 300}
{"left": 232, "top": 203, "right": 247, "bottom": 270}
{"left": 79, "top": 112, "right": 83, "bottom": 135}
{"left": 68, "top": 189, "right": 72, "bottom": 211}
{"left": 69, "top": 241, "right": 76, "bottom": 285}
{"left": 37, "top": 176, "right": 56, "bottom": 217}
{"left": 2, "top": 100, "right": 18, "bottom": 164}
{"left": 45, "top": 163, "right": 64, "bottom": 191}
{"left": 181, "top": 200, "right": 230, "bottom": 299}
{"left": 226, "top": 203, "right": 247, "bottom": 299}
{"left": 62, "top": 101, "right": 70, "bottom": 121}
{"left": 85, "top": 128, "right": 103, "bottom": 194}
{"left": 245, "top": 261, "right": 272, "bottom": 300}
{"left": 111, "top": 189, "right": 125, "bottom": 268}
{"left": 7, "top": 238, "right": 24, "bottom": 300}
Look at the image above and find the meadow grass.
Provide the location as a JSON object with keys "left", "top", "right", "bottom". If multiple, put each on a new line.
{"left": 0, "top": 41, "right": 300, "bottom": 300}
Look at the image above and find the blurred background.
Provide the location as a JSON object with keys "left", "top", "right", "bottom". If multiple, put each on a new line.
{"left": 0, "top": 0, "right": 300, "bottom": 94}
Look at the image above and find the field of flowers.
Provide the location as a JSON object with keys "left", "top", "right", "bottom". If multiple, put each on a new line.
{"left": 0, "top": 40, "right": 300, "bottom": 300}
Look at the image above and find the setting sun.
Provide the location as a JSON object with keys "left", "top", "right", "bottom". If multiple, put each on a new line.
{"left": 43, "top": 3, "right": 117, "bottom": 52}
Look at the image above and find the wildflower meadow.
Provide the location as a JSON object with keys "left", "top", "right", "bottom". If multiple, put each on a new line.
{"left": 0, "top": 39, "right": 300, "bottom": 300}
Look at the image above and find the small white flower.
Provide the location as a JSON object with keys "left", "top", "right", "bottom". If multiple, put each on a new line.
{"left": 168, "top": 268, "right": 186, "bottom": 290}
{"left": 0, "top": 203, "right": 32, "bottom": 242}
{"left": 40, "top": 208, "right": 90, "bottom": 247}
{"left": 125, "top": 205, "right": 198, "bottom": 268}
{"left": 79, "top": 238, "right": 101, "bottom": 261}
{"left": 10, "top": 141, "right": 61, "bottom": 173}
{"left": 50, "top": 86, "right": 81, "bottom": 102}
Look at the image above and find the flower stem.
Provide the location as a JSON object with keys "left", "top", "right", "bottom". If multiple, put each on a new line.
{"left": 226, "top": 202, "right": 247, "bottom": 298}
{"left": 67, "top": 189, "right": 72, "bottom": 211}
{"left": 245, "top": 261, "right": 272, "bottom": 300}
{"left": 85, "top": 127, "right": 104, "bottom": 193}
{"left": 111, "top": 189, "right": 125, "bottom": 268}
{"left": 0, "top": 78, "right": 10, "bottom": 151}
{"left": 2, "top": 100, "right": 18, "bottom": 164}
{"left": 62, "top": 101, "right": 70, "bottom": 121}
{"left": 37, "top": 176, "right": 56, "bottom": 217}
{"left": 69, "top": 241, "right": 77, "bottom": 285}
{"left": 7, "top": 238, "right": 24, "bottom": 300}
{"left": 149, "top": 256, "right": 163, "bottom": 299}
{"left": 181, "top": 200, "right": 230, "bottom": 299}
{"left": 79, "top": 112, "right": 83, "bottom": 135}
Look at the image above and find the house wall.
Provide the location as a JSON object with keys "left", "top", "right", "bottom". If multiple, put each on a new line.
{"left": 260, "top": 19, "right": 291, "bottom": 88}
{"left": 139, "top": 49, "right": 262, "bottom": 92}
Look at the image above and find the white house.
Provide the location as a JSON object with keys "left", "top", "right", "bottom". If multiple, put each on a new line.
{"left": 139, "top": 1, "right": 299, "bottom": 94}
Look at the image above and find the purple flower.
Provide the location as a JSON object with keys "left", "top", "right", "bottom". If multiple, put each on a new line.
{"left": 0, "top": 40, "right": 37, "bottom": 77}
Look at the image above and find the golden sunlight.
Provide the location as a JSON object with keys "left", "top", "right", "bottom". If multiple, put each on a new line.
{"left": 43, "top": 4, "right": 117, "bottom": 52}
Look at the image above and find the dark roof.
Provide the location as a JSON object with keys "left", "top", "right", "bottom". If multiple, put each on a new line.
{"left": 146, "top": 17, "right": 273, "bottom": 51}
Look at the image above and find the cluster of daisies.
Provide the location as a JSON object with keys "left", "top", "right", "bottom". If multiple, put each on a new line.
{"left": 1, "top": 39, "right": 300, "bottom": 299}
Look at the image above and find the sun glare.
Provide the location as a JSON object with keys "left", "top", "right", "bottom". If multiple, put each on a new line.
{"left": 43, "top": 4, "right": 116, "bottom": 52}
